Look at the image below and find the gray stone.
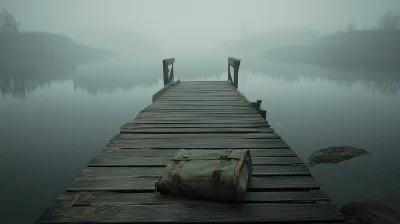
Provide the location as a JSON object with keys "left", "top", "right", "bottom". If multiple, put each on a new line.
{"left": 308, "top": 146, "right": 371, "bottom": 166}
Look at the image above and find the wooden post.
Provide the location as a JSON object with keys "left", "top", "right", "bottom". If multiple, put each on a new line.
{"left": 233, "top": 64, "right": 239, "bottom": 89}
{"left": 163, "top": 61, "right": 168, "bottom": 86}
{"left": 162, "top": 58, "right": 176, "bottom": 86}
{"left": 251, "top": 99, "right": 267, "bottom": 120}
{"left": 228, "top": 63, "right": 231, "bottom": 82}
{"left": 228, "top": 57, "right": 241, "bottom": 89}
{"left": 170, "top": 63, "right": 174, "bottom": 82}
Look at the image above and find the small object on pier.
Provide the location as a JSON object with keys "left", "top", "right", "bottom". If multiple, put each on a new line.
{"left": 155, "top": 149, "right": 253, "bottom": 202}
{"left": 308, "top": 146, "right": 371, "bottom": 166}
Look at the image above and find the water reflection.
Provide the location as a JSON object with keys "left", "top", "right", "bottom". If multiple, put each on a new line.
{"left": 71, "top": 59, "right": 161, "bottom": 95}
{"left": 241, "top": 59, "right": 400, "bottom": 97}
{"left": 1, "top": 57, "right": 399, "bottom": 98}
{"left": 0, "top": 69, "right": 73, "bottom": 99}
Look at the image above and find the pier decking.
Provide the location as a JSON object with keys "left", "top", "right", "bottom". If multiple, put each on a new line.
{"left": 36, "top": 58, "right": 344, "bottom": 223}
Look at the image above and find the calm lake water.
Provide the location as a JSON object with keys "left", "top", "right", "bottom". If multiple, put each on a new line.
{"left": 1, "top": 57, "right": 399, "bottom": 223}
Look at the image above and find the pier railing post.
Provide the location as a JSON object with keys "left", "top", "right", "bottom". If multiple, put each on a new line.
{"left": 163, "top": 58, "right": 175, "bottom": 86}
{"left": 251, "top": 99, "right": 267, "bottom": 120}
{"left": 228, "top": 57, "right": 241, "bottom": 89}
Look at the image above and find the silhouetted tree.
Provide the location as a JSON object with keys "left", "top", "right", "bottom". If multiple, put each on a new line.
{"left": 0, "top": 9, "right": 20, "bottom": 33}
{"left": 346, "top": 21, "right": 356, "bottom": 32}
{"left": 378, "top": 9, "right": 400, "bottom": 30}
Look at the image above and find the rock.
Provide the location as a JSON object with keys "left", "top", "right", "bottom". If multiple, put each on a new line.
{"left": 340, "top": 201, "right": 400, "bottom": 224}
{"left": 308, "top": 146, "right": 371, "bottom": 166}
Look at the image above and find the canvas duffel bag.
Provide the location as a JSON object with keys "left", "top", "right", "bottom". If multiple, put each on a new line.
{"left": 155, "top": 149, "right": 252, "bottom": 202}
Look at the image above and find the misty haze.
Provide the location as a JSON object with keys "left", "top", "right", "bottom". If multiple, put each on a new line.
{"left": 1, "top": 0, "right": 400, "bottom": 223}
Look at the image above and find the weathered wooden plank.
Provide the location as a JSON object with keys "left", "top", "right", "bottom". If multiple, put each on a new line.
{"left": 135, "top": 115, "right": 266, "bottom": 119}
{"left": 140, "top": 110, "right": 259, "bottom": 115}
{"left": 109, "top": 138, "right": 286, "bottom": 144}
{"left": 57, "top": 191, "right": 330, "bottom": 206}
{"left": 161, "top": 94, "right": 241, "bottom": 98}
{"left": 78, "top": 166, "right": 310, "bottom": 178}
{"left": 114, "top": 132, "right": 276, "bottom": 139}
{"left": 177, "top": 81, "right": 231, "bottom": 84}
{"left": 37, "top": 203, "right": 344, "bottom": 223}
{"left": 150, "top": 104, "right": 248, "bottom": 108}
{"left": 145, "top": 107, "right": 254, "bottom": 111}
{"left": 102, "top": 148, "right": 296, "bottom": 157}
{"left": 137, "top": 114, "right": 263, "bottom": 119}
{"left": 162, "top": 91, "right": 239, "bottom": 94}
{"left": 107, "top": 141, "right": 287, "bottom": 149}
{"left": 67, "top": 176, "right": 318, "bottom": 192}
{"left": 159, "top": 94, "right": 240, "bottom": 96}
{"left": 146, "top": 107, "right": 255, "bottom": 111}
{"left": 158, "top": 96, "right": 243, "bottom": 99}
{"left": 152, "top": 80, "right": 180, "bottom": 102}
{"left": 157, "top": 98, "right": 244, "bottom": 101}
{"left": 131, "top": 120, "right": 273, "bottom": 125}
{"left": 120, "top": 127, "right": 274, "bottom": 134}
{"left": 107, "top": 141, "right": 288, "bottom": 149}
{"left": 157, "top": 99, "right": 245, "bottom": 102}
{"left": 136, "top": 114, "right": 263, "bottom": 118}
{"left": 88, "top": 156, "right": 301, "bottom": 167}
{"left": 150, "top": 102, "right": 251, "bottom": 106}
{"left": 167, "top": 88, "right": 236, "bottom": 91}
{"left": 165, "top": 88, "right": 238, "bottom": 91}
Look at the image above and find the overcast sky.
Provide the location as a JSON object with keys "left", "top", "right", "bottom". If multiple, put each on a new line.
{"left": 2, "top": 0, "right": 399, "bottom": 54}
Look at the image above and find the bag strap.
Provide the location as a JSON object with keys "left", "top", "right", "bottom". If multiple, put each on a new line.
{"left": 212, "top": 149, "right": 233, "bottom": 186}
{"left": 171, "top": 160, "right": 186, "bottom": 193}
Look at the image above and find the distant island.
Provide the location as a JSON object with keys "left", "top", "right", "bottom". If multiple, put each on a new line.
{"left": 0, "top": 9, "right": 113, "bottom": 76}
{"left": 0, "top": 9, "right": 114, "bottom": 98}
{"left": 264, "top": 9, "right": 400, "bottom": 71}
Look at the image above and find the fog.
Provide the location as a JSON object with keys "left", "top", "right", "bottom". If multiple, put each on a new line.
{"left": 1, "top": 1, "right": 400, "bottom": 223}
{"left": 3, "top": 0, "right": 399, "bottom": 57}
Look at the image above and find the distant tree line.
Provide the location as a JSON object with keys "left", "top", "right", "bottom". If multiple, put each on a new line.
{"left": 264, "top": 9, "right": 400, "bottom": 71}
{"left": 0, "top": 9, "right": 113, "bottom": 77}
{"left": 0, "top": 9, "right": 20, "bottom": 33}
{"left": 378, "top": 9, "right": 400, "bottom": 30}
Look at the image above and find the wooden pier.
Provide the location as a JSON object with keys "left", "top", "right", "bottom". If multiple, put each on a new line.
{"left": 36, "top": 58, "right": 344, "bottom": 223}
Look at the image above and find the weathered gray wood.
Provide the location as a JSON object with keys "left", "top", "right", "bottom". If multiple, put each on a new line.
{"left": 157, "top": 98, "right": 244, "bottom": 101}
{"left": 170, "top": 88, "right": 234, "bottom": 90}
{"left": 102, "top": 148, "right": 296, "bottom": 157}
{"left": 115, "top": 132, "right": 275, "bottom": 138}
{"left": 150, "top": 102, "right": 251, "bottom": 106}
{"left": 122, "top": 122, "right": 270, "bottom": 128}
{"left": 67, "top": 176, "right": 318, "bottom": 192}
{"left": 137, "top": 113, "right": 262, "bottom": 118}
{"left": 35, "top": 63, "right": 343, "bottom": 224}
{"left": 131, "top": 120, "right": 274, "bottom": 125}
{"left": 107, "top": 140, "right": 288, "bottom": 149}
{"left": 109, "top": 138, "right": 286, "bottom": 144}
{"left": 163, "top": 58, "right": 175, "bottom": 86}
{"left": 57, "top": 191, "right": 330, "bottom": 206}
{"left": 152, "top": 80, "right": 180, "bottom": 102}
{"left": 37, "top": 203, "right": 344, "bottom": 223}
{"left": 120, "top": 127, "right": 276, "bottom": 134}
{"left": 161, "top": 94, "right": 241, "bottom": 97}
{"left": 144, "top": 107, "right": 256, "bottom": 111}
{"left": 228, "top": 57, "right": 241, "bottom": 88}
{"left": 163, "top": 58, "right": 175, "bottom": 65}
{"left": 141, "top": 109, "right": 258, "bottom": 114}
{"left": 78, "top": 166, "right": 310, "bottom": 178}
{"left": 88, "top": 155, "right": 302, "bottom": 167}
{"left": 135, "top": 116, "right": 264, "bottom": 121}
{"left": 159, "top": 96, "right": 241, "bottom": 102}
